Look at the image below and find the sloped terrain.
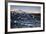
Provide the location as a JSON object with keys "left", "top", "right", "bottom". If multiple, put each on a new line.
{"left": 11, "top": 11, "right": 41, "bottom": 28}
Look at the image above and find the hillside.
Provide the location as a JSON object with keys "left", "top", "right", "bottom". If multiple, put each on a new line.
{"left": 10, "top": 10, "right": 41, "bottom": 28}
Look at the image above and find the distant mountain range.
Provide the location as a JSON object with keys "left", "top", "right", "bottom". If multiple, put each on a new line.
{"left": 11, "top": 9, "right": 26, "bottom": 13}
{"left": 10, "top": 9, "right": 40, "bottom": 14}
